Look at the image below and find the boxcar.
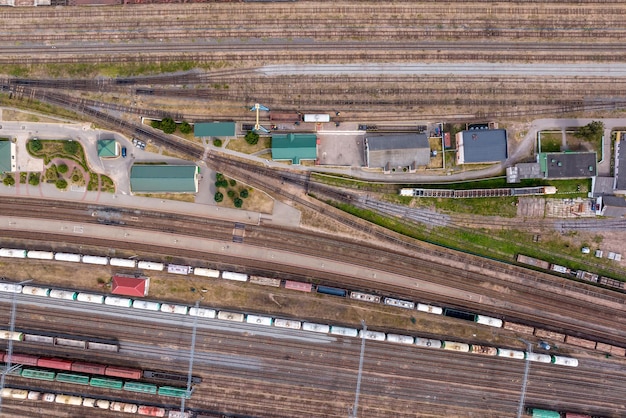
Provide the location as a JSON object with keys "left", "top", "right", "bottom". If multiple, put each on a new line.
{"left": 497, "top": 348, "right": 526, "bottom": 360}
{"left": 416, "top": 303, "right": 443, "bottom": 315}
{"left": 157, "top": 386, "right": 189, "bottom": 398}
{"left": 137, "top": 261, "right": 165, "bottom": 271}
{"left": 330, "top": 326, "right": 358, "bottom": 337}
{"left": 359, "top": 330, "right": 386, "bottom": 341}
{"left": 77, "top": 293, "right": 105, "bottom": 304}
{"left": 551, "top": 356, "right": 578, "bottom": 367}
{"left": 386, "top": 334, "right": 414, "bottom": 345}
{"left": 26, "top": 250, "right": 54, "bottom": 260}
{"left": 249, "top": 276, "right": 281, "bottom": 287}
{"left": 160, "top": 304, "right": 188, "bottom": 315}
{"left": 316, "top": 286, "right": 347, "bottom": 297}
{"left": 274, "top": 318, "right": 302, "bottom": 330}
{"left": 55, "top": 337, "right": 87, "bottom": 350}
{"left": 349, "top": 292, "right": 381, "bottom": 304}
{"left": 110, "top": 258, "right": 137, "bottom": 268}
{"left": 216, "top": 311, "right": 244, "bottom": 322}
{"left": 72, "top": 362, "right": 107, "bottom": 375}
{"left": 188, "top": 307, "right": 216, "bottom": 318}
{"left": 167, "top": 264, "right": 191, "bottom": 275}
{"left": 22, "top": 368, "right": 56, "bottom": 381}
{"left": 442, "top": 341, "right": 470, "bottom": 352}
{"left": 0, "top": 248, "right": 27, "bottom": 258}
{"left": 82, "top": 255, "right": 109, "bottom": 266}
{"left": 284, "top": 280, "right": 312, "bottom": 292}
{"left": 21, "top": 285, "right": 50, "bottom": 297}
{"left": 443, "top": 308, "right": 476, "bottom": 322}
{"left": 245, "top": 314, "right": 273, "bottom": 326}
{"left": 133, "top": 300, "right": 161, "bottom": 311}
{"left": 49, "top": 289, "right": 78, "bottom": 300}
{"left": 87, "top": 341, "right": 119, "bottom": 352}
{"left": 123, "top": 381, "right": 158, "bottom": 395}
{"left": 516, "top": 254, "right": 551, "bottom": 270}
{"left": 10, "top": 353, "right": 39, "bottom": 366}
{"left": 222, "top": 271, "right": 248, "bottom": 282}
{"left": 105, "top": 366, "right": 142, "bottom": 380}
{"left": 38, "top": 358, "right": 73, "bottom": 371}
{"left": 54, "top": 253, "right": 81, "bottom": 263}
{"left": 90, "top": 377, "right": 124, "bottom": 390}
{"left": 302, "top": 322, "right": 330, "bottom": 334}
{"left": 138, "top": 405, "right": 167, "bottom": 417}
{"left": 383, "top": 297, "right": 415, "bottom": 310}
{"left": 193, "top": 268, "right": 220, "bottom": 278}
{"left": 56, "top": 372, "right": 90, "bottom": 385}
{"left": 104, "top": 296, "right": 133, "bottom": 307}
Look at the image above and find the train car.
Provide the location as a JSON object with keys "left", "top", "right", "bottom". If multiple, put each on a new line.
{"left": 84, "top": 398, "right": 111, "bottom": 409}
{"left": 221, "top": 271, "right": 248, "bottom": 282}
{"left": 110, "top": 258, "right": 137, "bottom": 268}
{"left": 496, "top": 348, "right": 526, "bottom": 360}
{"left": 21, "top": 368, "right": 56, "bottom": 381}
{"left": 246, "top": 314, "right": 273, "bottom": 326}
{"left": 56, "top": 372, "right": 90, "bottom": 385}
{"left": 302, "top": 322, "right": 330, "bottom": 334}
{"left": 527, "top": 353, "right": 552, "bottom": 363}
{"left": 21, "top": 285, "right": 50, "bottom": 297}
{"left": 303, "top": 114, "right": 330, "bottom": 123}
{"left": 527, "top": 408, "right": 560, "bottom": 418}
{"left": 442, "top": 341, "right": 470, "bottom": 352}
{"left": 38, "top": 357, "right": 73, "bottom": 370}
{"left": 565, "top": 335, "right": 596, "bottom": 350}
{"left": 471, "top": 345, "right": 497, "bottom": 356}
{"left": 193, "top": 268, "right": 220, "bottom": 278}
{"left": 42, "top": 393, "right": 56, "bottom": 402}
{"left": 138, "top": 261, "right": 165, "bottom": 271}
{"left": 577, "top": 270, "right": 599, "bottom": 283}
{"left": 10, "top": 353, "right": 39, "bottom": 366}
{"left": 55, "top": 394, "right": 83, "bottom": 405}
{"left": 167, "top": 412, "right": 191, "bottom": 418}
{"left": 535, "top": 329, "right": 566, "bottom": 343}
{"left": 563, "top": 413, "right": 592, "bottom": 418}
{"left": 383, "top": 297, "right": 415, "bottom": 310}
{"left": 416, "top": 303, "right": 443, "bottom": 315}
{"left": 82, "top": 255, "right": 109, "bottom": 266}
{"left": 143, "top": 371, "right": 202, "bottom": 384}
{"left": 503, "top": 322, "right": 534, "bottom": 335}
{"left": 160, "top": 304, "right": 188, "bottom": 315}
{"left": 1, "top": 388, "right": 29, "bottom": 399}
{"left": 54, "top": 253, "right": 81, "bottom": 263}
{"left": 49, "top": 289, "right": 78, "bottom": 300}
{"left": 111, "top": 402, "right": 139, "bottom": 413}
{"left": 284, "top": 280, "right": 312, "bottom": 292}
{"left": 157, "top": 386, "right": 189, "bottom": 399}
{"left": 26, "top": 250, "right": 54, "bottom": 260}
{"left": 330, "top": 326, "right": 358, "bottom": 337}
{"left": 269, "top": 112, "right": 301, "bottom": 122}
{"left": 551, "top": 356, "right": 578, "bottom": 367}
{"left": 550, "top": 264, "right": 570, "bottom": 274}
{"left": 87, "top": 341, "right": 119, "bottom": 352}
{"left": 104, "top": 296, "right": 133, "bottom": 307}
{"left": 0, "top": 248, "right": 27, "bottom": 258}
{"left": 0, "top": 331, "right": 24, "bottom": 341}
{"left": 90, "top": 377, "right": 124, "bottom": 390}
{"left": 359, "top": 330, "right": 386, "bottom": 341}
{"left": 249, "top": 276, "right": 281, "bottom": 287}
{"left": 316, "top": 285, "right": 347, "bottom": 297}
{"left": 599, "top": 276, "right": 625, "bottom": 290}
{"left": 105, "top": 366, "right": 142, "bottom": 380}
{"left": 124, "top": 381, "right": 158, "bottom": 395}
{"left": 475, "top": 315, "right": 503, "bottom": 328}
{"left": 349, "top": 291, "right": 381, "bottom": 304}
{"left": 0, "top": 283, "right": 23, "bottom": 294}
{"left": 167, "top": 264, "right": 192, "bottom": 275}
{"left": 188, "top": 307, "right": 217, "bottom": 319}
{"left": 386, "top": 334, "right": 414, "bottom": 345}
{"left": 72, "top": 362, "right": 106, "bottom": 375}
{"left": 27, "top": 391, "right": 42, "bottom": 400}
{"left": 55, "top": 337, "right": 87, "bottom": 350}
{"left": 133, "top": 300, "right": 161, "bottom": 311}
{"left": 443, "top": 308, "right": 476, "bottom": 322}
{"left": 77, "top": 293, "right": 105, "bottom": 304}
{"left": 217, "top": 311, "right": 244, "bottom": 322}
{"left": 138, "top": 405, "right": 167, "bottom": 417}
{"left": 516, "top": 254, "right": 551, "bottom": 270}
{"left": 274, "top": 318, "right": 302, "bottom": 330}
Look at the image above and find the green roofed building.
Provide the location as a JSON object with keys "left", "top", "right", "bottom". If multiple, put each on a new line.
{"left": 130, "top": 165, "right": 198, "bottom": 193}
{"left": 194, "top": 122, "right": 236, "bottom": 137}
{"left": 0, "top": 140, "right": 16, "bottom": 173}
{"left": 271, "top": 133, "right": 317, "bottom": 165}
{"left": 97, "top": 139, "right": 119, "bottom": 158}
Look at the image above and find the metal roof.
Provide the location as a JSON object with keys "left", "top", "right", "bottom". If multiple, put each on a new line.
{"left": 457, "top": 129, "right": 508, "bottom": 163}
{"left": 0, "top": 140, "right": 13, "bottom": 173}
{"left": 365, "top": 134, "right": 430, "bottom": 169}
{"left": 271, "top": 133, "right": 317, "bottom": 164}
{"left": 540, "top": 152, "right": 597, "bottom": 178}
{"left": 194, "top": 122, "right": 236, "bottom": 137}
{"left": 112, "top": 275, "right": 149, "bottom": 297}
{"left": 616, "top": 140, "right": 626, "bottom": 191}
{"left": 97, "top": 139, "right": 118, "bottom": 158}
{"left": 130, "top": 164, "right": 198, "bottom": 193}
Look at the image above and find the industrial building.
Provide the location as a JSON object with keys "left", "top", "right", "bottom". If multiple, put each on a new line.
{"left": 194, "top": 122, "right": 236, "bottom": 138}
{"left": 0, "top": 140, "right": 16, "bottom": 173}
{"left": 539, "top": 152, "right": 597, "bottom": 179}
{"left": 271, "top": 133, "right": 318, "bottom": 164}
{"left": 456, "top": 129, "right": 508, "bottom": 164}
{"left": 364, "top": 134, "right": 430, "bottom": 173}
{"left": 111, "top": 275, "right": 149, "bottom": 297}
{"left": 615, "top": 139, "right": 626, "bottom": 195}
{"left": 97, "top": 139, "right": 119, "bottom": 159}
{"left": 129, "top": 164, "right": 198, "bottom": 193}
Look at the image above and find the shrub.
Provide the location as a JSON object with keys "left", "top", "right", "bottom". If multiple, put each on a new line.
{"left": 213, "top": 139, "right": 223, "bottom": 147}
{"left": 227, "top": 190, "right": 236, "bottom": 199}
{"left": 63, "top": 141, "right": 79, "bottom": 155}
{"left": 150, "top": 120, "right": 162, "bottom": 129}
{"left": 216, "top": 173, "right": 225, "bottom": 181}
{"left": 244, "top": 131, "right": 259, "bottom": 145}
{"left": 58, "top": 163, "right": 69, "bottom": 174}
{"left": 72, "top": 174, "right": 80, "bottom": 182}
{"left": 229, "top": 179, "right": 236, "bottom": 187}
{"left": 234, "top": 198, "right": 243, "bottom": 208}
{"left": 30, "top": 139, "right": 42, "bottom": 152}
{"left": 55, "top": 179, "right": 68, "bottom": 189}
{"left": 179, "top": 121, "right": 192, "bottom": 134}
{"left": 161, "top": 117, "right": 177, "bottom": 134}
{"left": 214, "top": 179, "right": 228, "bottom": 188}
{"left": 3, "top": 175, "right": 15, "bottom": 186}
{"left": 214, "top": 191, "right": 223, "bottom": 202}
{"left": 240, "top": 189, "right": 249, "bottom": 198}
{"left": 28, "top": 173, "right": 40, "bottom": 186}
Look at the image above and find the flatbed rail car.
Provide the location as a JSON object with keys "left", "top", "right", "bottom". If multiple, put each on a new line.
{"left": 516, "top": 254, "right": 551, "bottom": 270}
{"left": 143, "top": 370, "right": 202, "bottom": 384}
{"left": 269, "top": 112, "right": 301, "bottom": 123}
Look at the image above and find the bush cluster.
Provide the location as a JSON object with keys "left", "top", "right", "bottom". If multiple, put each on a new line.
{"left": 213, "top": 172, "right": 250, "bottom": 208}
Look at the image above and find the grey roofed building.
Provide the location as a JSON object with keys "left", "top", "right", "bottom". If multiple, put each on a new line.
{"left": 615, "top": 140, "right": 626, "bottom": 194}
{"left": 130, "top": 164, "right": 198, "bottom": 193}
{"left": 593, "top": 176, "right": 615, "bottom": 197}
{"left": 365, "top": 134, "right": 430, "bottom": 172}
{"left": 456, "top": 129, "right": 508, "bottom": 164}
{"left": 539, "top": 152, "right": 597, "bottom": 179}
{"left": 601, "top": 195, "right": 626, "bottom": 218}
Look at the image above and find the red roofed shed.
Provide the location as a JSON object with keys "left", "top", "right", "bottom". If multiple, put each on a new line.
{"left": 111, "top": 275, "right": 149, "bottom": 297}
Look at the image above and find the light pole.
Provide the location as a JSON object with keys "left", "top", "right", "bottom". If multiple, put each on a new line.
{"left": 349, "top": 320, "right": 367, "bottom": 418}
{"left": 516, "top": 339, "right": 532, "bottom": 418}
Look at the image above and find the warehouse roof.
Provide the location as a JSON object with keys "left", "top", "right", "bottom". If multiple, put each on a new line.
{"left": 194, "top": 122, "right": 236, "bottom": 137}
{"left": 616, "top": 140, "right": 626, "bottom": 192}
{"left": 112, "top": 275, "right": 149, "bottom": 297}
{"left": 456, "top": 129, "right": 508, "bottom": 164}
{"left": 97, "top": 139, "right": 118, "bottom": 158}
{"left": 271, "top": 133, "right": 317, "bottom": 164}
{"left": 539, "top": 152, "right": 597, "bottom": 178}
{"left": 130, "top": 164, "right": 198, "bottom": 193}
{"left": 0, "top": 140, "right": 14, "bottom": 173}
{"left": 365, "top": 134, "right": 430, "bottom": 170}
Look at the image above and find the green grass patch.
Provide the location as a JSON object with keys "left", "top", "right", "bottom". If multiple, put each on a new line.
{"left": 539, "top": 132, "right": 562, "bottom": 152}
{"left": 386, "top": 194, "right": 519, "bottom": 217}
{"left": 100, "top": 175, "right": 115, "bottom": 193}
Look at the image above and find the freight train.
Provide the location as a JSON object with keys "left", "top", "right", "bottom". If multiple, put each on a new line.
{"left": 0, "top": 328, "right": 118, "bottom": 352}
{"left": 526, "top": 407, "right": 600, "bottom": 418}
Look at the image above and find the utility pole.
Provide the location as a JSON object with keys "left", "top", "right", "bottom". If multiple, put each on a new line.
{"left": 349, "top": 320, "right": 367, "bottom": 418}
{"left": 180, "top": 301, "right": 200, "bottom": 414}
{"left": 516, "top": 339, "right": 532, "bottom": 418}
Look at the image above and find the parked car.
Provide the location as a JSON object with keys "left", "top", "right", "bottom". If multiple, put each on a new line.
{"left": 121, "top": 147, "right": 127, "bottom": 158}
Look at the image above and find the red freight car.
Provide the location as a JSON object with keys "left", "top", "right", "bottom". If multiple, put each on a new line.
{"left": 284, "top": 280, "right": 312, "bottom": 292}
{"left": 269, "top": 112, "right": 301, "bottom": 123}
{"left": 105, "top": 366, "right": 142, "bottom": 380}
{"left": 137, "top": 405, "right": 166, "bottom": 417}
{"left": 71, "top": 362, "right": 107, "bottom": 375}
{"left": 37, "top": 357, "right": 73, "bottom": 371}
{"left": 6, "top": 353, "right": 39, "bottom": 366}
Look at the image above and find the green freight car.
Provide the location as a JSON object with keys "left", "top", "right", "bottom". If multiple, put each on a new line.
{"left": 528, "top": 408, "right": 561, "bottom": 418}
{"left": 90, "top": 377, "right": 124, "bottom": 390}
{"left": 123, "top": 381, "right": 157, "bottom": 395}
{"left": 21, "top": 368, "right": 55, "bottom": 381}
{"left": 157, "top": 386, "right": 190, "bottom": 398}
{"left": 56, "top": 373, "right": 90, "bottom": 385}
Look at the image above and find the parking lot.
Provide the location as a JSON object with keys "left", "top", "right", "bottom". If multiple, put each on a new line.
{"left": 317, "top": 132, "right": 366, "bottom": 167}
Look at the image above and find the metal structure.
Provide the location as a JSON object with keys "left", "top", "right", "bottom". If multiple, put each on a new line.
{"left": 349, "top": 320, "right": 367, "bottom": 418}
{"left": 180, "top": 301, "right": 200, "bottom": 413}
{"left": 249, "top": 103, "right": 270, "bottom": 134}
{"left": 516, "top": 339, "right": 532, "bottom": 418}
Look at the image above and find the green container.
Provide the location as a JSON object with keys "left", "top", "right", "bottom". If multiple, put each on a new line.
{"left": 123, "top": 381, "right": 157, "bottom": 394}
{"left": 21, "top": 368, "right": 56, "bottom": 381}
{"left": 56, "top": 373, "right": 90, "bottom": 385}
{"left": 89, "top": 377, "right": 123, "bottom": 390}
{"left": 157, "top": 386, "right": 189, "bottom": 398}
{"left": 530, "top": 409, "right": 561, "bottom": 418}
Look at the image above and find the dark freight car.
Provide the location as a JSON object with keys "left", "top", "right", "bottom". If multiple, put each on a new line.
{"left": 443, "top": 308, "right": 476, "bottom": 322}
{"left": 316, "top": 285, "right": 347, "bottom": 297}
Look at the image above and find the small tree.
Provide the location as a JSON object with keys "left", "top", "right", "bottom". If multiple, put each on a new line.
{"left": 216, "top": 173, "right": 225, "bottom": 181}
{"left": 229, "top": 179, "right": 237, "bottom": 187}
{"left": 58, "top": 163, "right": 69, "bottom": 174}
{"left": 214, "top": 191, "right": 223, "bottom": 202}
{"left": 227, "top": 190, "right": 236, "bottom": 199}
{"left": 55, "top": 179, "right": 68, "bottom": 189}
{"left": 63, "top": 141, "right": 79, "bottom": 155}
{"left": 213, "top": 139, "right": 223, "bottom": 147}
{"left": 214, "top": 179, "right": 228, "bottom": 188}
{"left": 240, "top": 189, "right": 249, "bottom": 198}
{"left": 244, "top": 131, "right": 259, "bottom": 145}
{"left": 30, "top": 139, "right": 43, "bottom": 153}
{"left": 3, "top": 175, "right": 15, "bottom": 187}
{"left": 161, "top": 117, "right": 177, "bottom": 134}
{"left": 151, "top": 120, "right": 162, "bottom": 129}
{"left": 234, "top": 197, "right": 243, "bottom": 208}
{"left": 28, "top": 173, "right": 40, "bottom": 186}
{"left": 179, "top": 121, "right": 192, "bottom": 134}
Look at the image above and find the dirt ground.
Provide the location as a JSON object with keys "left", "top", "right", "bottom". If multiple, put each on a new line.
{"left": 1, "top": 109, "right": 65, "bottom": 123}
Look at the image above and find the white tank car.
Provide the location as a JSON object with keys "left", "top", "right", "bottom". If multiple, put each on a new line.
{"left": 302, "top": 322, "right": 330, "bottom": 334}
{"left": 82, "top": 255, "right": 109, "bottom": 265}
{"left": 21, "top": 286, "right": 50, "bottom": 297}
{"left": 217, "top": 311, "right": 244, "bottom": 322}
{"left": 76, "top": 293, "right": 105, "bottom": 304}
{"left": 246, "top": 315, "right": 273, "bottom": 326}
{"left": 386, "top": 334, "right": 415, "bottom": 344}
{"left": 42, "top": 393, "right": 56, "bottom": 402}
{"left": 222, "top": 271, "right": 248, "bottom": 282}
{"left": 1, "top": 389, "right": 28, "bottom": 399}
{"left": 274, "top": 318, "right": 302, "bottom": 330}
{"left": 527, "top": 352, "right": 552, "bottom": 363}
{"left": 359, "top": 330, "right": 386, "bottom": 341}
{"left": 110, "top": 258, "right": 137, "bottom": 268}
{"left": 475, "top": 315, "right": 503, "bottom": 328}
{"left": 193, "top": 268, "right": 220, "bottom": 278}
{"left": 416, "top": 303, "right": 443, "bottom": 315}
{"left": 49, "top": 289, "right": 77, "bottom": 300}
{"left": 137, "top": 261, "right": 164, "bottom": 271}
{"left": 330, "top": 326, "right": 358, "bottom": 337}
{"left": 497, "top": 348, "right": 526, "bottom": 360}
{"left": 551, "top": 356, "right": 579, "bottom": 367}
{"left": 0, "top": 283, "right": 23, "bottom": 293}
{"left": 189, "top": 307, "right": 217, "bottom": 318}
{"left": 104, "top": 296, "right": 133, "bottom": 307}
{"left": 415, "top": 338, "right": 443, "bottom": 348}
{"left": 55, "top": 394, "right": 83, "bottom": 405}
{"left": 27, "top": 391, "right": 42, "bottom": 400}
{"left": 0, "top": 248, "right": 27, "bottom": 258}
{"left": 132, "top": 300, "right": 161, "bottom": 311}
{"left": 160, "top": 304, "right": 188, "bottom": 315}
{"left": 442, "top": 341, "right": 470, "bottom": 352}
{"left": 383, "top": 297, "right": 415, "bottom": 310}
{"left": 54, "top": 253, "right": 81, "bottom": 263}
{"left": 26, "top": 250, "right": 54, "bottom": 260}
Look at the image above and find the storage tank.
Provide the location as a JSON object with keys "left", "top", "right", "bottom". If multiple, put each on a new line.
{"left": 54, "top": 253, "right": 81, "bottom": 263}
{"left": 193, "top": 268, "right": 220, "bottom": 278}
{"left": 160, "top": 304, "right": 188, "bottom": 315}
{"left": 386, "top": 334, "right": 414, "bottom": 344}
{"left": 0, "top": 248, "right": 27, "bottom": 258}
{"left": 245, "top": 314, "right": 273, "bottom": 326}
{"left": 104, "top": 296, "right": 133, "bottom": 307}
{"left": 302, "top": 322, "right": 330, "bottom": 334}
{"left": 274, "top": 318, "right": 302, "bottom": 330}
{"left": 137, "top": 261, "right": 164, "bottom": 271}
{"left": 133, "top": 300, "right": 161, "bottom": 311}
{"left": 110, "top": 258, "right": 137, "bottom": 268}
{"left": 82, "top": 255, "right": 109, "bottom": 266}
{"left": 26, "top": 250, "right": 54, "bottom": 260}
{"left": 21, "top": 286, "right": 50, "bottom": 297}
{"left": 330, "top": 326, "right": 358, "bottom": 337}
{"left": 76, "top": 293, "right": 105, "bottom": 304}
{"left": 359, "top": 330, "right": 386, "bottom": 341}
{"left": 497, "top": 348, "right": 526, "bottom": 360}
{"left": 49, "top": 289, "right": 78, "bottom": 300}
{"left": 188, "top": 307, "right": 216, "bottom": 318}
